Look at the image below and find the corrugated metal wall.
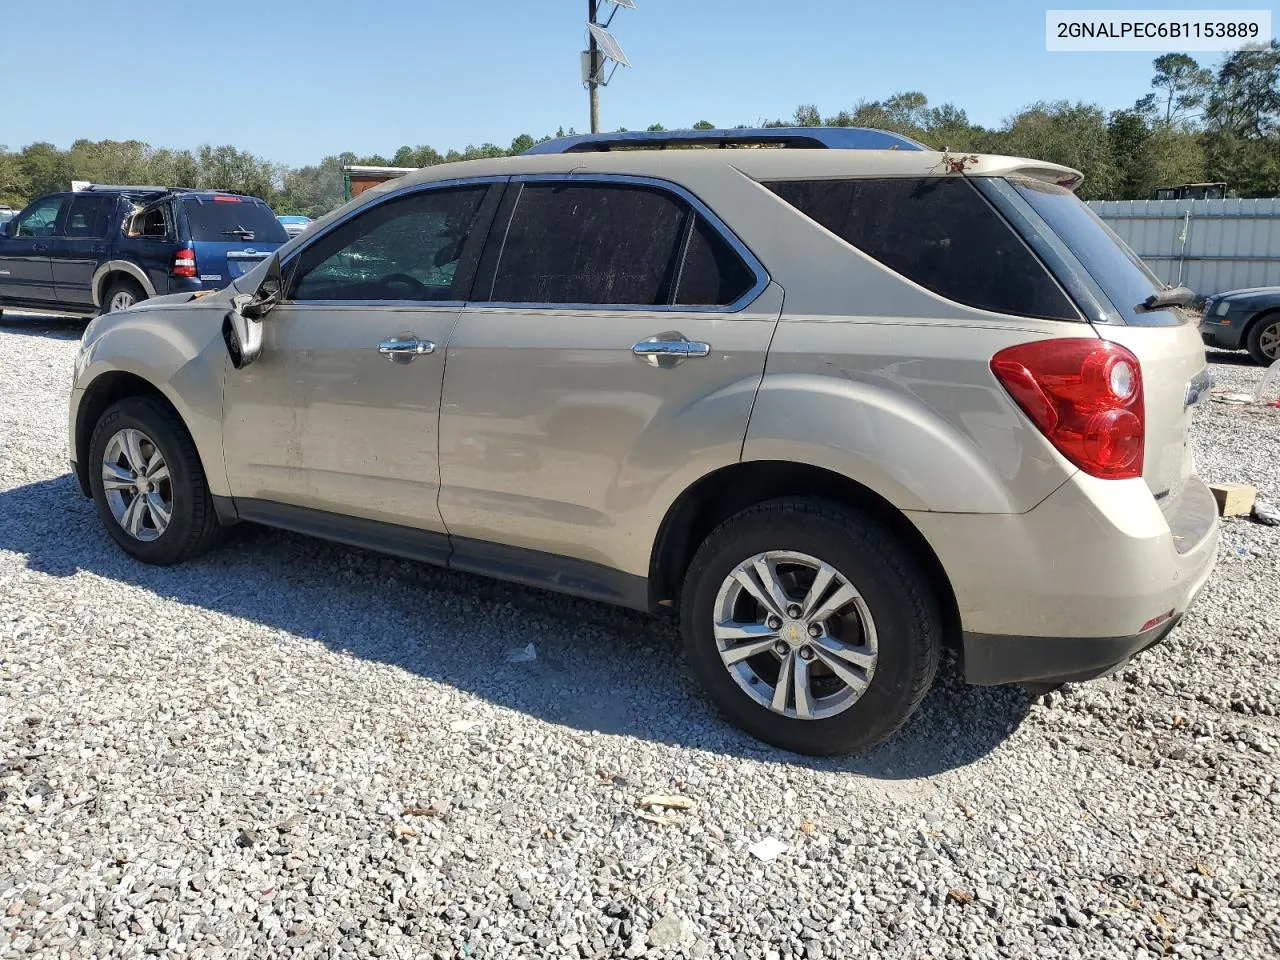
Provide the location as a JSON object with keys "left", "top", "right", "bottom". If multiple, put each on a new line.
{"left": 1087, "top": 198, "right": 1280, "bottom": 297}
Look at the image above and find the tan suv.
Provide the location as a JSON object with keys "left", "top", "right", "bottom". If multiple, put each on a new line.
{"left": 68, "top": 128, "right": 1220, "bottom": 755}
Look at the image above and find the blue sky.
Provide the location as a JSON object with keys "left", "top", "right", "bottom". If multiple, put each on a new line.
{"left": 0, "top": 0, "right": 1231, "bottom": 167}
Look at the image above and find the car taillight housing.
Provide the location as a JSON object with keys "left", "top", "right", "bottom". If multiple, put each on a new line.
{"left": 991, "top": 338, "right": 1144, "bottom": 480}
{"left": 172, "top": 248, "right": 197, "bottom": 278}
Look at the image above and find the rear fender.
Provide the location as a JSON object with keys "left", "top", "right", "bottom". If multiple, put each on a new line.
{"left": 743, "top": 371, "right": 1069, "bottom": 514}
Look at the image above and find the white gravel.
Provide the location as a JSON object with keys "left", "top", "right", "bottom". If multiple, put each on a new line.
{"left": 1, "top": 317, "right": 1278, "bottom": 960}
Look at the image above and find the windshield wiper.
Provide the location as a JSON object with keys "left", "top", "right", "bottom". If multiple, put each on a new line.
{"left": 222, "top": 227, "right": 255, "bottom": 240}
{"left": 1137, "top": 285, "right": 1195, "bottom": 312}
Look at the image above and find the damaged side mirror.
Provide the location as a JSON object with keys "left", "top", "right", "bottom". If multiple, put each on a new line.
{"left": 222, "top": 252, "right": 283, "bottom": 369}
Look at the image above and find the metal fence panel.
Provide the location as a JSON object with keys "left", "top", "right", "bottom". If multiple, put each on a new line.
{"left": 1087, "top": 198, "right": 1280, "bottom": 297}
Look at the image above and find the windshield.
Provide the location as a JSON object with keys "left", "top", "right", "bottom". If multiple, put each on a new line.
{"left": 1011, "top": 179, "right": 1168, "bottom": 325}
{"left": 183, "top": 198, "right": 288, "bottom": 243}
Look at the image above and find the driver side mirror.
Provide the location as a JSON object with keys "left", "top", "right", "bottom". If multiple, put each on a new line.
{"left": 1, "top": 220, "right": 13, "bottom": 237}
{"left": 222, "top": 253, "right": 282, "bottom": 369}
{"left": 243, "top": 253, "right": 283, "bottom": 320}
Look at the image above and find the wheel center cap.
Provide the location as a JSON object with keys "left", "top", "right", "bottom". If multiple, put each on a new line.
{"left": 782, "top": 620, "right": 806, "bottom": 647}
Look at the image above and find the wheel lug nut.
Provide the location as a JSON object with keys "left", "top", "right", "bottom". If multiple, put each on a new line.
{"left": 808, "top": 624, "right": 821, "bottom": 638}
{"left": 799, "top": 646, "right": 815, "bottom": 661}
{"left": 786, "top": 604, "right": 802, "bottom": 619}
{"left": 766, "top": 616, "right": 782, "bottom": 630}
{"left": 774, "top": 641, "right": 789, "bottom": 657}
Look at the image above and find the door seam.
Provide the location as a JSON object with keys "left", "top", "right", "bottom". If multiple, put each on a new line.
{"left": 738, "top": 282, "right": 785, "bottom": 461}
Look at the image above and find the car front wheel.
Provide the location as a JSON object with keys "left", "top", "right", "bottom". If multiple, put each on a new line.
{"left": 680, "top": 498, "right": 941, "bottom": 756}
{"left": 1246, "top": 312, "right": 1280, "bottom": 366}
{"left": 88, "top": 396, "right": 221, "bottom": 564}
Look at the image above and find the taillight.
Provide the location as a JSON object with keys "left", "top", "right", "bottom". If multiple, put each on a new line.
{"left": 991, "top": 338, "right": 1144, "bottom": 480}
{"left": 172, "top": 248, "right": 197, "bottom": 278}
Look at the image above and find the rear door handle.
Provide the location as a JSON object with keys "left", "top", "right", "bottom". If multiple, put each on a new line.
{"left": 632, "top": 335, "right": 711, "bottom": 366}
{"left": 378, "top": 336, "right": 435, "bottom": 362}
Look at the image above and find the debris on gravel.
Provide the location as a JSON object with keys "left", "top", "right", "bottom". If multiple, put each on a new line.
{"left": 1, "top": 321, "right": 1278, "bottom": 958}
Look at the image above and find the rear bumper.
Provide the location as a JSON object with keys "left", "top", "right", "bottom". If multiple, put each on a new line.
{"left": 963, "top": 615, "right": 1182, "bottom": 686}
{"left": 908, "top": 472, "right": 1220, "bottom": 685}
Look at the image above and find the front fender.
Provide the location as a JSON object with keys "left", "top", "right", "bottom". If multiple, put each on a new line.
{"left": 743, "top": 372, "right": 1071, "bottom": 514}
{"left": 73, "top": 305, "right": 231, "bottom": 497}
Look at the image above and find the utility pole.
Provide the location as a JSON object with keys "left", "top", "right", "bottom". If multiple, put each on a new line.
{"left": 587, "top": 0, "right": 601, "bottom": 133}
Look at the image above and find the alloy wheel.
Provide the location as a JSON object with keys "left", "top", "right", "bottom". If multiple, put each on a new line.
{"left": 108, "top": 290, "right": 136, "bottom": 312}
{"left": 101, "top": 428, "right": 172, "bottom": 542}
{"left": 1260, "top": 320, "right": 1280, "bottom": 361}
{"left": 712, "top": 550, "right": 878, "bottom": 720}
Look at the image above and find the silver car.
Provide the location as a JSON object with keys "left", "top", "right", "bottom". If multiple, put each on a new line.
{"left": 276, "top": 215, "right": 313, "bottom": 239}
{"left": 68, "top": 128, "right": 1219, "bottom": 755}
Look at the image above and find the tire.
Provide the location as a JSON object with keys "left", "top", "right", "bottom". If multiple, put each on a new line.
{"left": 680, "top": 497, "right": 941, "bottom": 756}
{"left": 101, "top": 277, "right": 146, "bottom": 315}
{"left": 1245, "top": 311, "right": 1280, "bottom": 366}
{"left": 87, "top": 396, "right": 221, "bottom": 565}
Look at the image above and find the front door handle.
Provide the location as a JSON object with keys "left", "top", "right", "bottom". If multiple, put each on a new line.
{"left": 378, "top": 336, "right": 435, "bottom": 362}
{"left": 632, "top": 335, "right": 712, "bottom": 367}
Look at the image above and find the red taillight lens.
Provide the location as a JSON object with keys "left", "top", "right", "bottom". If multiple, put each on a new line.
{"left": 991, "top": 339, "right": 1145, "bottom": 480}
{"left": 171, "top": 248, "right": 197, "bottom": 278}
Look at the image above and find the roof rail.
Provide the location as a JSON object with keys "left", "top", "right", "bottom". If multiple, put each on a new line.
{"left": 523, "top": 126, "right": 928, "bottom": 155}
{"left": 82, "top": 184, "right": 171, "bottom": 194}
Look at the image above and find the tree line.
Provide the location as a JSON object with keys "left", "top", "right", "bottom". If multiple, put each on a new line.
{"left": 1, "top": 44, "right": 1276, "bottom": 217}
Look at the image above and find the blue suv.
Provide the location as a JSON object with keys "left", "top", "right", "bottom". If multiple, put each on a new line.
{"left": 0, "top": 186, "right": 287, "bottom": 318}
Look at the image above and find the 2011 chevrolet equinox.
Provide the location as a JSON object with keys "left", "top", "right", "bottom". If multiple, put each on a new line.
{"left": 68, "top": 128, "right": 1220, "bottom": 755}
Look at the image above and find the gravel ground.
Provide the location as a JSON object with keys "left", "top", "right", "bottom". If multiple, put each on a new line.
{"left": 1, "top": 315, "right": 1278, "bottom": 960}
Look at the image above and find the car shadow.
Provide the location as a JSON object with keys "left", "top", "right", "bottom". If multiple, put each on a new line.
{"left": 0, "top": 474, "right": 1030, "bottom": 779}
{"left": 0, "top": 312, "right": 87, "bottom": 340}
{"left": 1205, "top": 349, "right": 1259, "bottom": 368}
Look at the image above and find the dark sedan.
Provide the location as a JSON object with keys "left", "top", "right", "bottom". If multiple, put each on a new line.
{"left": 1200, "top": 287, "right": 1280, "bottom": 365}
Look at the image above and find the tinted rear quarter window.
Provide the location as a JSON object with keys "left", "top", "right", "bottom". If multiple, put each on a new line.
{"left": 766, "top": 177, "right": 1078, "bottom": 321}
{"left": 183, "top": 198, "right": 287, "bottom": 243}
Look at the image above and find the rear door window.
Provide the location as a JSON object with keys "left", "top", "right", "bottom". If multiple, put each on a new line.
{"left": 483, "top": 181, "right": 757, "bottom": 308}
{"left": 487, "top": 183, "right": 685, "bottom": 305}
{"left": 675, "top": 216, "right": 758, "bottom": 306}
{"left": 63, "top": 195, "right": 115, "bottom": 238}
{"left": 182, "top": 198, "right": 288, "bottom": 243}
{"left": 765, "top": 177, "right": 1078, "bottom": 321}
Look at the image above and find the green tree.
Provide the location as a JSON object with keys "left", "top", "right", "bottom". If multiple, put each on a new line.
{"left": 792, "top": 104, "right": 821, "bottom": 127}
{"left": 997, "top": 102, "right": 1120, "bottom": 200}
{"left": 1142, "top": 53, "right": 1212, "bottom": 124}
{"left": 509, "top": 134, "right": 535, "bottom": 154}
{"left": 1106, "top": 109, "right": 1152, "bottom": 199}
{"left": 19, "top": 142, "right": 75, "bottom": 197}
{"left": 1205, "top": 40, "right": 1280, "bottom": 138}
{"left": 0, "top": 148, "right": 29, "bottom": 207}
{"left": 692, "top": 120, "right": 716, "bottom": 130}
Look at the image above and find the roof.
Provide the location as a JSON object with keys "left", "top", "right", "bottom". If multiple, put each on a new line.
{"left": 524, "top": 127, "right": 928, "bottom": 154}
{"left": 363, "top": 147, "right": 1084, "bottom": 196}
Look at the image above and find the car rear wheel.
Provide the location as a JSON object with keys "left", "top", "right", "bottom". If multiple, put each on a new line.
{"left": 88, "top": 396, "right": 221, "bottom": 565}
{"left": 102, "top": 277, "right": 145, "bottom": 315}
{"left": 1246, "top": 311, "right": 1280, "bottom": 366}
{"left": 680, "top": 497, "right": 941, "bottom": 756}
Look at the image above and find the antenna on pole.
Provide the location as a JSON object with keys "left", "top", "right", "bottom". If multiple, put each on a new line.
{"left": 583, "top": 0, "right": 635, "bottom": 133}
